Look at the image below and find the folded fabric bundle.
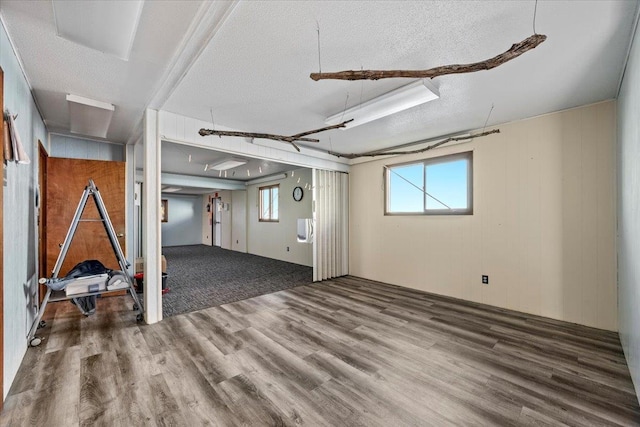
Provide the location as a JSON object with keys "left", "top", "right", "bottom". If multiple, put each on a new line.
{"left": 3, "top": 110, "right": 30, "bottom": 164}
{"left": 3, "top": 119, "right": 11, "bottom": 162}
{"left": 71, "top": 296, "right": 96, "bottom": 316}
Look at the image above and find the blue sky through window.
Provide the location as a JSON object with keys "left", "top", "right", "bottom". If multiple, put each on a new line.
{"left": 389, "top": 163, "right": 424, "bottom": 212}
{"left": 425, "top": 159, "right": 468, "bottom": 209}
{"left": 388, "top": 157, "right": 469, "bottom": 213}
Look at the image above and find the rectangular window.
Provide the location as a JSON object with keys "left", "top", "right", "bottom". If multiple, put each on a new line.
{"left": 385, "top": 151, "right": 472, "bottom": 215}
{"left": 259, "top": 184, "right": 279, "bottom": 222}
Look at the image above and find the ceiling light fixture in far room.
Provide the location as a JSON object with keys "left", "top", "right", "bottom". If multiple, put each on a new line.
{"left": 162, "top": 187, "right": 182, "bottom": 193}
{"left": 210, "top": 158, "right": 248, "bottom": 171}
{"left": 66, "top": 94, "right": 115, "bottom": 139}
{"left": 325, "top": 79, "right": 439, "bottom": 129}
{"left": 52, "top": 0, "right": 143, "bottom": 61}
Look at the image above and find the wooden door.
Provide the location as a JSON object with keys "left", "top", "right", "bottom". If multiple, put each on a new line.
{"left": 45, "top": 158, "right": 125, "bottom": 277}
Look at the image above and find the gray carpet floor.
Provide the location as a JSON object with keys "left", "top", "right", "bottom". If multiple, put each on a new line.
{"left": 161, "top": 245, "right": 313, "bottom": 317}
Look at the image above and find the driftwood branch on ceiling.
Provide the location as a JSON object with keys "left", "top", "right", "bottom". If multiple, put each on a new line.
{"left": 199, "top": 119, "right": 353, "bottom": 152}
{"left": 310, "top": 34, "right": 546, "bottom": 81}
{"left": 328, "top": 128, "right": 500, "bottom": 159}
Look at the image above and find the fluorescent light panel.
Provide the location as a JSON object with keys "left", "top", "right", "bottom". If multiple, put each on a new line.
{"left": 162, "top": 187, "right": 182, "bottom": 193}
{"left": 53, "top": 0, "right": 144, "bottom": 61}
{"left": 210, "top": 158, "right": 248, "bottom": 171}
{"left": 325, "top": 80, "right": 439, "bottom": 129}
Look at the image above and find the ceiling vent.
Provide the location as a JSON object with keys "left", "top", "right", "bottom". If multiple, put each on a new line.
{"left": 66, "top": 94, "right": 115, "bottom": 139}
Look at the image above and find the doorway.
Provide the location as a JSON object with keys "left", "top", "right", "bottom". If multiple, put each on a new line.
{"left": 44, "top": 157, "right": 126, "bottom": 276}
{"left": 37, "top": 142, "right": 48, "bottom": 304}
{"left": 212, "top": 197, "right": 222, "bottom": 247}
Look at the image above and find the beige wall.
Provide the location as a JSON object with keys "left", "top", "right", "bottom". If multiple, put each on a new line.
{"left": 218, "top": 190, "right": 232, "bottom": 249}
{"left": 247, "top": 168, "right": 313, "bottom": 266}
{"left": 202, "top": 195, "right": 212, "bottom": 246}
{"left": 350, "top": 101, "right": 617, "bottom": 331}
{"left": 231, "top": 190, "right": 247, "bottom": 252}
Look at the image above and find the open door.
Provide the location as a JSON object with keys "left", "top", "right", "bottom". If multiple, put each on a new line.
{"left": 45, "top": 158, "right": 125, "bottom": 276}
{"left": 202, "top": 194, "right": 213, "bottom": 246}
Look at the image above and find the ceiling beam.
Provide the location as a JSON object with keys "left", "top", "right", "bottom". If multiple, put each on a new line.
{"left": 135, "top": 170, "right": 245, "bottom": 191}
{"left": 159, "top": 110, "right": 350, "bottom": 173}
{"left": 126, "top": 0, "right": 240, "bottom": 144}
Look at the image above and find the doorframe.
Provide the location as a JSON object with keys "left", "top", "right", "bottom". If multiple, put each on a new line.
{"left": 38, "top": 142, "right": 48, "bottom": 304}
{"left": 0, "top": 66, "right": 5, "bottom": 409}
{"left": 213, "top": 197, "right": 222, "bottom": 247}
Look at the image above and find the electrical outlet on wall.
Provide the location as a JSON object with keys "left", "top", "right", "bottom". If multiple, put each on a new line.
{"left": 482, "top": 275, "right": 489, "bottom": 284}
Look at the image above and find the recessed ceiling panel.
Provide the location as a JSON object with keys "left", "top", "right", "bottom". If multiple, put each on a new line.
{"left": 66, "top": 94, "right": 114, "bottom": 138}
{"left": 53, "top": 0, "right": 144, "bottom": 60}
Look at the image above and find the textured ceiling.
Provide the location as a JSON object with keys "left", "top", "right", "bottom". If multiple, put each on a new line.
{"left": 1, "top": 0, "right": 638, "bottom": 158}
{"left": 0, "top": 0, "right": 206, "bottom": 142}
{"left": 151, "top": 142, "right": 306, "bottom": 195}
{"left": 163, "top": 0, "right": 638, "bottom": 154}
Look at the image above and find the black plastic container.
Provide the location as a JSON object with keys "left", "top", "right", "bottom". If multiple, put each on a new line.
{"left": 134, "top": 272, "right": 168, "bottom": 292}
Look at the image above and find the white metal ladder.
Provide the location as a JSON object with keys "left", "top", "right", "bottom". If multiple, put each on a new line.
{"left": 28, "top": 179, "right": 143, "bottom": 346}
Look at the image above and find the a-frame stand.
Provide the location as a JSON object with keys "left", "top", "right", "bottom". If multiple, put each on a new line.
{"left": 28, "top": 179, "right": 144, "bottom": 346}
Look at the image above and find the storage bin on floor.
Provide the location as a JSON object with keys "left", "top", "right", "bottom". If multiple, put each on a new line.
{"left": 133, "top": 272, "right": 169, "bottom": 295}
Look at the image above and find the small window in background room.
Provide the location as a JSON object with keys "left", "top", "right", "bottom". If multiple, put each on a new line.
{"left": 259, "top": 184, "right": 279, "bottom": 222}
{"left": 386, "top": 151, "right": 473, "bottom": 215}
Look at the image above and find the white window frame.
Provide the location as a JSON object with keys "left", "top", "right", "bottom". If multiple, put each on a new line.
{"left": 385, "top": 151, "right": 473, "bottom": 215}
{"left": 259, "top": 184, "right": 279, "bottom": 222}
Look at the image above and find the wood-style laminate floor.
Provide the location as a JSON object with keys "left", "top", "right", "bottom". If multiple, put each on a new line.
{"left": 2, "top": 276, "right": 639, "bottom": 426}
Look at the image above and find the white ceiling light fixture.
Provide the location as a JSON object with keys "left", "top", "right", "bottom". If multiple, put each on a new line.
{"left": 325, "top": 80, "right": 440, "bottom": 129}
{"left": 162, "top": 186, "right": 182, "bottom": 193}
{"left": 52, "top": 0, "right": 144, "bottom": 61}
{"left": 66, "top": 94, "right": 115, "bottom": 138}
{"left": 210, "top": 158, "right": 248, "bottom": 171}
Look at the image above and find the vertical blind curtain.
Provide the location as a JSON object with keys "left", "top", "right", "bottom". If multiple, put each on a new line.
{"left": 313, "top": 169, "right": 349, "bottom": 281}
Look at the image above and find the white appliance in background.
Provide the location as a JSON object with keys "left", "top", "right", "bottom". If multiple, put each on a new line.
{"left": 297, "top": 218, "right": 314, "bottom": 243}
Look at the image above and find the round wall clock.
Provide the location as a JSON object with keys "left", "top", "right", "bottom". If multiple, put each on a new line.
{"left": 293, "top": 186, "right": 303, "bottom": 202}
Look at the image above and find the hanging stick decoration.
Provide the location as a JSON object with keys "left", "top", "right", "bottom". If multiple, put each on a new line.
{"left": 198, "top": 119, "right": 353, "bottom": 152}
{"left": 310, "top": 34, "right": 546, "bottom": 81}
{"left": 328, "top": 128, "right": 500, "bottom": 159}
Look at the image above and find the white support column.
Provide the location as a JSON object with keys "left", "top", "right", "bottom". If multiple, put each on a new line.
{"left": 143, "top": 109, "right": 162, "bottom": 324}
{"left": 312, "top": 169, "right": 318, "bottom": 282}
{"left": 125, "top": 143, "right": 136, "bottom": 276}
